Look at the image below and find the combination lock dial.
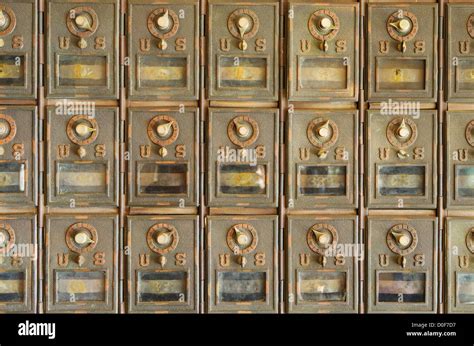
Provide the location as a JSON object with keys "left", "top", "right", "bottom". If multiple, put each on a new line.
{"left": 147, "top": 8, "right": 180, "bottom": 50}
{"left": 227, "top": 115, "right": 259, "bottom": 148}
{"left": 307, "top": 223, "right": 338, "bottom": 256}
{"left": 308, "top": 9, "right": 340, "bottom": 51}
{"left": 66, "top": 115, "right": 99, "bottom": 146}
{"left": 386, "top": 224, "right": 418, "bottom": 256}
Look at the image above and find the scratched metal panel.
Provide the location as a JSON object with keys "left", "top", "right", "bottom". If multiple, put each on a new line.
{"left": 207, "top": 0, "right": 279, "bottom": 101}
{"left": 367, "top": 4, "right": 437, "bottom": 101}
{"left": 127, "top": 215, "right": 199, "bottom": 313}
{"left": 45, "top": 0, "right": 120, "bottom": 99}
{"left": 127, "top": 0, "right": 199, "bottom": 100}
{"left": 206, "top": 215, "right": 278, "bottom": 313}
{"left": 287, "top": 1, "right": 359, "bottom": 101}
{"left": 44, "top": 214, "right": 119, "bottom": 313}
{"left": 287, "top": 215, "right": 359, "bottom": 313}
{"left": 367, "top": 216, "right": 437, "bottom": 313}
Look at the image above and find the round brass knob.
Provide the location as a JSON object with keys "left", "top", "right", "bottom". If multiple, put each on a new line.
{"left": 0, "top": 122, "right": 9, "bottom": 136}
{"left": 156, "top": 122, "right": 172, "bottom": 137}
{"left": 236, "top": 233, "right": 249, "bottom": 246}
{"left": 0, "top": 232, "right": 6, "bottom": 247}
{"left": 319, "top": 17, "right": 333, "bottom": 30}
{"left": 398, "top": 234, "right": 411, "bottom": 247}
{"left": 317, "top": 233, "right": 330, "bottom": 245}
{"left": 236, "top": 123, "right": 250, "bottom": 138}
{"left": 397, "top": 119, "right": 410, "bottom": 138}
{"left": 397, "top": 18, "right": 411, "bottom": 33}
{"left": 75, "top": 123, "right": 93, "bottom": 137}
{"left": 156, "top": 232, "right": 170, "bottom": 245}
{"left": 74, "top": 232, "right": 89, "bottom": 245}
{"left": 317, "top": 124, "right": 330, "bottom": 138}
{"left": 0, "top": 11, "right": 7, "bottom": 29}
{"left": 237, "top": 16, "right": 250, "bottom": 34}
{"left": 157, "top": 10, "right": 170, "bottom": 30}
{"left": 313, "top": 230, "right": 331, "bottom": 246}
{"left": 75, "top": 15, "right": 92, "bottom": 31}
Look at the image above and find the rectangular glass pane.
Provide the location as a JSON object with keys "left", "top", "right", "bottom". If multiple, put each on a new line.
{"left": 377, "top": 165, "right": 425, "bottom": 196}
{"left": 58, "top": 55, "right": 107, "bottom": 87}
{"left": 137, "top": 271, "right": 187, "bottom": 303}
{"left": 0, "top": 271, "right": 25, "bottom": 303}
{"left": 57, "top": 162, "right": 107, "bottom": 195}
{"left": 377, "top": 272, "right": 426, "bottom": 303}
{"left": 137, "top": 162, "right": 188, "bottom": 195}
{"left": 218, "top": 163, "right": 267, "bottom": 195}
{"left": 298, "top": 165, "right": 347, "bottom": 196}
{"left": 217, "top": 271, "right": 266, "bottom": 303}
{"left": 456, "top": 58, "right": 474, "bottom": 91}
{"left": 0, "top": 162, "right": 25, "bottom": 193}
{"left": 298, "top": 57, "right": 347, "bottom": 90}
{"left": 457, "top": 273, "right": 474, "bottom": 305}
{"left": 0, "top": 55, "right": 25, "bottom": 87}
{"left": 138, "top": 55, "right": 187, "bottom": 88}
{"left": 298, "top": 271, "right": 347, "bottom": 302}
{"left": 455, "top": 165, "right": 474, "bottom": 198}
{"left": 377, "top": 58, "right": 426, "bottom": 91}
{"left": 219, "top": 56, "right": 267, "bottom": 89}
{"left": 55, "top": 271, "right": 106, "bottom": 303}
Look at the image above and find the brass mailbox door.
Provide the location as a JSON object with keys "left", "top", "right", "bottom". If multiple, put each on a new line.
{"left": 366, "top": 110, "right": 437, "bottom": 209}
{"left": 207, "top": 0, "right": 279, "bottom": 101}
{"left": 46, "top": 0, "right": 120, "bottom": 99}
{"left": 206, "top": 215, "right": 278, "bottom": 313}
{"left": 127, "top": 108, "right": 199, "bottom": 208}
{"left": 0, "top": 106, "right": 37, "bottom": 208}
{"left": 45, "top": 215, "right": 119, "bottom": 313}
{"left": 287, "top": 1, "right": 359, "bottom": 101}
{"left": 446, "top": 218, "right": 474, "bottom": 313}
{"left": 207, "top": 108, "right": 279, "bottom": 207}
{"left": 445, "top": 112, "right": 474, "bottom": 209}
{"left": 127, "top": 0, "right": 199, "bottom": 101}
{"left": 446, "top": 4, "right": 474, "bottom": 102}
{"left": 367, "top": 4, "right": 438, "bottom": 101}
{"left": 287, "top": 110, "right": 358, "bottom": 210}
{"left": 0, "top": 0, "right": 37, "bottom": 99}
{"left": 366, "top": 216, "right": 437, "bottom": 313}
{"left": 46, "top": 107, "right": 119, "bottom": 208}
{"left": 0, "top": 215, "right": 37, "bottom": 313}
{"left": 286, "top": 215, "right": 359, "bottom": 313}
{"left": 127, "top": 215, "right": 199, "bottom": 313}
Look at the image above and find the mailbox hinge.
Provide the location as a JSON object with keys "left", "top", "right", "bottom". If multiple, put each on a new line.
{"left": 37, "top": 226, "right": 44, "bottom": 314}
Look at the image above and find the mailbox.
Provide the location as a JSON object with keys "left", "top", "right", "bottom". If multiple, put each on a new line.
{"left": 446, "top": 4, "right": 474, "bottom": 102}
{"left": 207, "top": 108, "right": 278, "bottom": 208}
{"left": 127, "top": 215, "right": 199, "bottom": 313}
{"left": 207, "top": 0, "right": 279, "bottom": 101}
{"left": 46, "top": 106, "right": 119, "bottom": 208}
{"left": 44, "top": 214, "right": 119, "bottom": 313}
{"left": 445, "top": 218, "right": 474, "bottom": 313}
{"left": 127, "top": 0, "right": 199, "bottom": 100}
{"left": 366, "top": 4, "right": 438, "bottom": 101}
{"left": 286, "top": 215, "right": 359, "bottom": 313}
{"left": 366, "top": 216, "right": 437, "bottom": 313}
{"left": 0, "top": 0, "right": 37, "bottom": 99}
{"left": 287, "top": 1, "right": 359, "bottom": 101}
{"left": 127, "top": 107, "right": 199, "bottom": 208}
{"left": 0, "top": 215, "right": 37, "bottom": 313}
{"left": 445, "top": 112, "right": 474, "bottom": 209}
{"left": 0, "top": 106, "right": 37, "bottom": 208}
{"left": 206, "top": 215, "right": 278, "bottom": 313}
{"left": 46, "top": 0, "right": 120, "bottom": 99}
{"left": 287, "top": 110, "right": 358, "bottom": 209}
{"left": 366, "top": 110, "right": 437, "bottom": 209}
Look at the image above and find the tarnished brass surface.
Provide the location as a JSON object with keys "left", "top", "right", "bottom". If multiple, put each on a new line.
{"left": 0, "top": 0, "right": 471, "bottom": 315}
